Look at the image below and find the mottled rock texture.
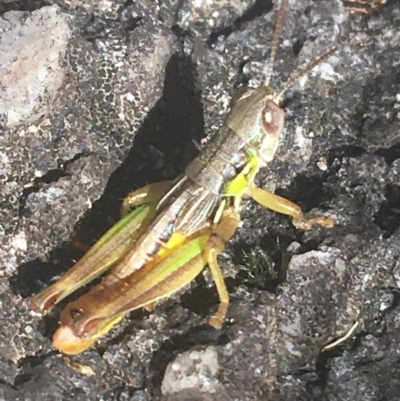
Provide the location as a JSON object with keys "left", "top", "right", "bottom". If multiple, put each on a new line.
{"left": 0, "top": 0, "right": 399, "bottom": 400}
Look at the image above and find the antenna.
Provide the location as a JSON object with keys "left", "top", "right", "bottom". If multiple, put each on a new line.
{"left": 276, "top": 47, "right": 339, "bottom": 103}
{"left": 263, "top": 0, "right": 288, "bottom": 87}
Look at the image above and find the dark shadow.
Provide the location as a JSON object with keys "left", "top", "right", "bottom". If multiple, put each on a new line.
{"left": 373, "top": 185, "right": 400, "bottom": 236}
{"left": 376, "top": 143, "right": 400, "bottom": 165}
{"left": 275, "top": 173, "right": 335, "bottom": 211}
{"left": 179, "top": 275, "right": 239, "bottom": 319}
{"left": 206, "top": 0, "right": 273, "bottom": 47}
{"left": 0, "top": 0, "right": 48, "bottom": 14}
{"left": 11, "top": 52, "right": 204, "bottom": 307}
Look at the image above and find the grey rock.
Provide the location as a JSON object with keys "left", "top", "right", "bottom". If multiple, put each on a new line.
{"left": 1, "top": 0, "right": 399, "bottom": 400}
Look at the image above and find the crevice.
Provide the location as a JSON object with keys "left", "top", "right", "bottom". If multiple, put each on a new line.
{"left": 0, "top": 0, "right": 50, "bottom": 14}
{"left": 13, "top": 350, "right": 58, "bottom": 388}
{"left": 18, "top": 152, "right": 93, "bottom": 218}
{"left": 327, "top": 145, "right": 366, "bottom": 167}
{"left": 118, "top": 1, "right": 145, "bottom": 33}
{"left": 16, "top": 351, "right": 57, "bottom": 372}
{"left": 206, "top": 0, "right": 273, "bottom": 47}
{"left": 292, "top": 37, "right": 306, "bottom": 57}
{"left": 18, "top": 169, "right": 70, "bottom": 218}
{"left": 311, "top": 348, "right": 339, "bottom": 398}
{"left": 373, "top": 185, "right": 400, "bottom": 235}
{"left": 275, "top": 172, "right": 335, "bottom": 211}
{"left": 375, "top": 143, "right": 400, "bottom": 165}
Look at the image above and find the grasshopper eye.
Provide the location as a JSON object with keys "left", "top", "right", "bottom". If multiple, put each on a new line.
{"left": 262, "top": 100, "right": 284, "bottom": 136}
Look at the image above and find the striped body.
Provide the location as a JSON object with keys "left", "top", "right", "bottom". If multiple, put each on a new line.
{"left": 59, "top": 85, "right": 285, "bottom": 332}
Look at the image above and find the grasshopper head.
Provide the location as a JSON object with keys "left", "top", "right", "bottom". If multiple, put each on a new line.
{"left": 226, "top": 86, "right": 284, "bottom": 166}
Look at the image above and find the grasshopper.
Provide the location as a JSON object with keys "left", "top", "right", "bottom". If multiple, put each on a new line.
{"left": 31, "top": 0, "right": 336, "bottom": 354}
